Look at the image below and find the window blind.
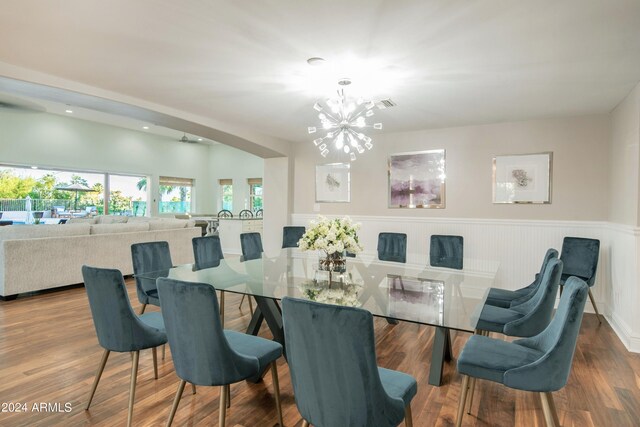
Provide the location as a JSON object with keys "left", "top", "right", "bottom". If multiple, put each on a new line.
{"left": 219, "top": 179, "right": 232, "bottom": 186}
{"left": 160, "top": 176, "right": 194, "bottom": 187}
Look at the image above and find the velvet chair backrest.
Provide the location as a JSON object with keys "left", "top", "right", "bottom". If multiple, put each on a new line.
{"left": 504, "top": 277, "right": 588, "bottom": 392}
{"left": 282, "top": 226, "right": 306, "bottom": 248}
{"left": 82, "top": 265, "right": 166, "bottom": 352}
{"left": 131, "top": 241, "right": 173, "bottom": 304}
{"left": 503, "top": 258, "right": 563, "bottom": 337}
{"left": 429, "top": 235, "right": 464, "bottom": 269}
{"left": 240, "top": 232, "right": 263, "bottom": 261}
{"left": 156, "top": 278, "right": 260, "bottom": 386}
{"left": 192, "top": 235, "right": 224, "bottom": 270}
{"left": 282, "top": 297, "right": 407, "bottom": 427}
{"left": 559, "top": 237, "right": 600, "bottom": 286}
{"left": 510, "top": 248, "right": 559, "bottom": 306}
{"left": 377, "top": 232, "right": 407, "bottom": 263}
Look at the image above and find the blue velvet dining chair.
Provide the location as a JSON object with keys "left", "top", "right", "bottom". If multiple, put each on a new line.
{"left": 282, "top": 226, "right": 306, "bottom": 248}
{"left": 476, "top": 258, "right": 562, "bottom": 338}
{"left": 456, "top": 277, "right": 589, "bottom": 427}
{"left": 282, "top": 297, "right": 417, "bottom": 427}
{"left": 82, "top": 265, "right": 167, "bottom": 427}
{"left": 240, "top": 232, "right": 263, "bottom": 261}
{"left": 157, "top": 278, "right": 284, "bottom": 427}
{"left": 377, "top": 232, "right": 407, "bottom": 263}
{"left": 485, "top": 248, "right": 558, "bottom": 308}
{"left": 131, "top": 241, "right": 173, "bottom": 314}
{"left": 430, "top": 235, "right": 464, "bottom": 269}
{"left": 559, "top": 237, "right": 602, "bottom": 323}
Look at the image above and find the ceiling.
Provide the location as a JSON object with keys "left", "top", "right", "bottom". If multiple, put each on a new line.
{"left": 0, "top": 0, "right": 639, "bottom": 144}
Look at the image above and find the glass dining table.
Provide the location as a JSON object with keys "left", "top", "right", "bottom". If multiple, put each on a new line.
{"left": 136, "top": 249, "right": 498, "bottom": 386}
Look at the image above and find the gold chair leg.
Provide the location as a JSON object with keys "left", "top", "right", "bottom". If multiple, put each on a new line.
{"left": 227, "top": 384, "right": 231, "bottom": 408}
{"left": 127, "top": 351, "right": 140, "bottom": 427}
{"left": 219, "top": 384, "right": 229, "bottom": 427}
{"left": 455, "top": 375, "right": 470, "bottom": 427}
{"left": 240, "top": 294, "right": 246, "bottom": 310}
{"left": 271, "top": 361, "right": 284, "bottom": 426}
{"left": 220, "top": 291, "right": 225, "bottom": 329}
{"left": 540, "top": 392, "right": 560, "bottom": 427}
{"left": 588, "top": 289, "right": 602, "bottom": 324}
{"left": 191, "top": 383, "right": 197, "bottom": 394}
{"left": 466, "top": 377, "right": 477, "bottom": 414}
{"left": 86, "top": 349, "right": 110, "bottom": 410}
{"left": 162, "top": 344, "right": 166, "bottom": 360}
{"left": 301, "top": 420, "right": 309, "bottom": 427}
{"left": 139, "top": 304, "right": 147, "bottom": 315}
{"left": 152, "top": 347, "right": 159, "bottom": 379}
{"left": 405, "top": 404, "right": 413, "bottom": 427}
{"left": 248, "top": 295, "right": 254, "bottom": 314}
{"left": 166, "top": 380, "right": 186, "bottom": 427}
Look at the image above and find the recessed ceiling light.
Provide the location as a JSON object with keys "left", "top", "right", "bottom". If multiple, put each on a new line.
{"left": 307, "top": 57, "right": 326, "bottom": 66}
{"left": 143, "top": 126, "right": 149, "bottom": 130}
{"left": 197, "top": 138, "right": 203, "bottom": 141}
{"left": 31, "top": 166, "right": 38, "bottom": 169}
{"left": 65, "top": 109, "right": 73, "bottom": 114}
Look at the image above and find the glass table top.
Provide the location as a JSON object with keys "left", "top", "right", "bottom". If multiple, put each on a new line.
{"left": 136, "top": 250, "right": 498, "bottom": 332}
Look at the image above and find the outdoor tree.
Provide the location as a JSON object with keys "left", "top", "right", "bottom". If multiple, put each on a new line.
{"left": 0, "top": 170, "right": 36, "bottom": 198}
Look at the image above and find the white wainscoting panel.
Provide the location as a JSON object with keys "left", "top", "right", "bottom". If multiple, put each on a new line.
{"left": 291, "top": 213, "right": 640, "bottom": 352}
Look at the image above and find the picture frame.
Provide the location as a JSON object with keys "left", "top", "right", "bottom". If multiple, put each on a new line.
{"left": 388, "top": 149, "right": 446, "bottom": 208}
{"left": 315, "top": 162, "right": 351, "bottom": 203}
{"left": 493, "top": 152, "right": 552, "bottom": 204}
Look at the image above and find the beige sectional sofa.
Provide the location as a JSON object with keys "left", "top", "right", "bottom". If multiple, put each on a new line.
{"left": 0, "top": 216, "right": 200, "bottom": 298}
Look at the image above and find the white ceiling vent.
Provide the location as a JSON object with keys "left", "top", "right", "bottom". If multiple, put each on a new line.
{"left": 375, "top": 99, "right": 397, "bottom": 109}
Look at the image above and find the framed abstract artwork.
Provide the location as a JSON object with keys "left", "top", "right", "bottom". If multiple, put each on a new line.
{"left": 493, "top": 152, "right": 552, "bottom": 204}
{"left": 315, "top": 163, "right": 350, "bottom": 203}
{"left": 388, "top": 149, "right": 446, "bottom": 208}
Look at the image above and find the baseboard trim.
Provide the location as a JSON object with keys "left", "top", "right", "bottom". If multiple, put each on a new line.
{"left": 608, "top": 312, "right": 640, "bottom": 352}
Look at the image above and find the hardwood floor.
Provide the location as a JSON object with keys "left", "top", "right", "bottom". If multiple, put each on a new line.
{"left": 0, "top": 280, "right": 639, "bottom": 426}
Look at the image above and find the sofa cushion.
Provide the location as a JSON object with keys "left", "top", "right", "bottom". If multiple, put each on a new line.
{"left": 126, "top": 216, "right": 152, "bottom": 223}
{"left": 96, "top": 215, "right": 129, "bottom": 224}
{"left": 0, "top": 223, "right": 91, "bottom": 240}
{"left": 67, "top": 217, "right": 98, "bottom": 224}
{"left": 90, "top": 223, "right": 150, "bottom": 235}
{"left": 148, "top": 219, "right": 190, "bottom": 231}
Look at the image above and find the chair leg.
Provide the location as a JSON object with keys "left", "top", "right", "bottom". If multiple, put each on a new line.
{"left": 227, "top": 384, "right": 231, "bottom": 408}
{"left": 86, "top": 349, "right": 110, "bottom": 410}
{"left": 166, "top": 380, "right": 186, "bottom": 427}
{"left": 162, "top": 344, "right": 166, "bottom": 360}
{"left": 139, "top": 304, "right": 147, "bottom": 315}
{"left": 301, "top": 420, "right": 309, "bottom": 427}
{"left": 248, "top": 295, "right": 254, "bottom": 314}
{"left": 405, "top": 404, "right": 413, "bottom": 427}
{"left": 559, "top": 285, "right": 563, "bottom": 298}
{"left": 219, "top": 384, "right": 229, "bottom": 427}
{"left": 540, "top": 392, "right": 560, "bottom": 427}
{"left": 151, "top": 347, "right": 159, "bottom": 380}
{"left": 191, "top": 383, "right": 197, "bottom": 394}
{"left": 240, "top": 294, "right": 246, "bottom": 310}
{"left": 270, "top": 361, "right": 284, "bottom": 426}
{"left": 127, "top": 351, "right": 140, "bottom": 427}
{"left": 588, "top": 289, "right": 603, "bottom": 324}
{"left": 220, "top": 291, "right": 225, "bottom": 329}
{"left": 466, "top": 377, "right": 477, "bottom": 414}
{"left": 455, "top": 375, "right": 470, "bottom": 427}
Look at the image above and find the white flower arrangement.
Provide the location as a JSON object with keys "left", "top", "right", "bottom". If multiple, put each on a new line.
{"left": 298, "top": 281, "right": 363, "bottom": 307}
{"left": 298, "top": 215, "right": 363, "bottom": 255}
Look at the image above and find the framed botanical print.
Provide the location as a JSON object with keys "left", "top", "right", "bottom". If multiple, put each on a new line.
{"left": 315, "top": 163, "right": 350, "bottom": 203}
{"left": 388, "top": 149, "right": 446, "bottom": 208}
{"left": 493, "top": 152, "right": 552, "bottom": 204}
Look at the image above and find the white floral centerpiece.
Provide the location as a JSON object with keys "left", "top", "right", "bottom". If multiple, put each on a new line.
{"left": 298, "top": 215, "right": 363, "bottom": 272}
{"left": 299, "top": 280, "right": 363, "bottom": 307}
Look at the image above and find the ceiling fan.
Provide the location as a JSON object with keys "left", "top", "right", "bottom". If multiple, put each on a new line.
{"left": 178, "top": 133, "right": 202, "bottom": 144}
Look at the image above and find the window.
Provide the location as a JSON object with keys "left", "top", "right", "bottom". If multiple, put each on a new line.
{"left": 159, "top": 176, "right": 193, "bottom": 214}
{"left": 248, "top": 178, "right": 263, "bottom": 212}
{"left": 219, "top": 179, "right": 233, "bottom": 211}
{"left": 108, "top": 174, "right": 147, "bottom": 216}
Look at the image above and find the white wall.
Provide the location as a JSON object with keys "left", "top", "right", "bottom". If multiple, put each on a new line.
{"left": 293, "top": 115, "right": 610, "bottom": 221}
{"left": 208, "top": 143, "right": 264, "bottom": 213}
{"left": 0, "top": 110, "right": 214, "bottom": 214}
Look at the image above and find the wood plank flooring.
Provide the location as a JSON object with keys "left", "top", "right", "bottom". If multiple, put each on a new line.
{"left": 0, "top": 280, "right": 638, "bottom": 426}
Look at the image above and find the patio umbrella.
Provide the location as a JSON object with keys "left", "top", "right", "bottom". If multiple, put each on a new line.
{"left": 55, "top": 183, "right": 95, "bottom": 210}
{"left": 25, "top": 195, "right": 33, "bottom": 224}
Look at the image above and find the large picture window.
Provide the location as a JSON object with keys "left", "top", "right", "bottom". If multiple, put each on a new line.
{"left": 159, "top": 176, "right": 193, "bottom": 214}
{"left": 248, "top": 178, "right": 263, "bottom": 212}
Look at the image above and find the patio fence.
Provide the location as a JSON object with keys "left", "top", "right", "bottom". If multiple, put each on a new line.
{"left": 1, "top": 199, "right": 188, "bottom": 216}
{"left": 0, "top": 198, "right": 74, "bottom": 212}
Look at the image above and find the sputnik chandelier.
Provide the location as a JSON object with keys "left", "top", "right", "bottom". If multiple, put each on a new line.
{"left": 308, "top": 79, "right": 382, "bottom": 161}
